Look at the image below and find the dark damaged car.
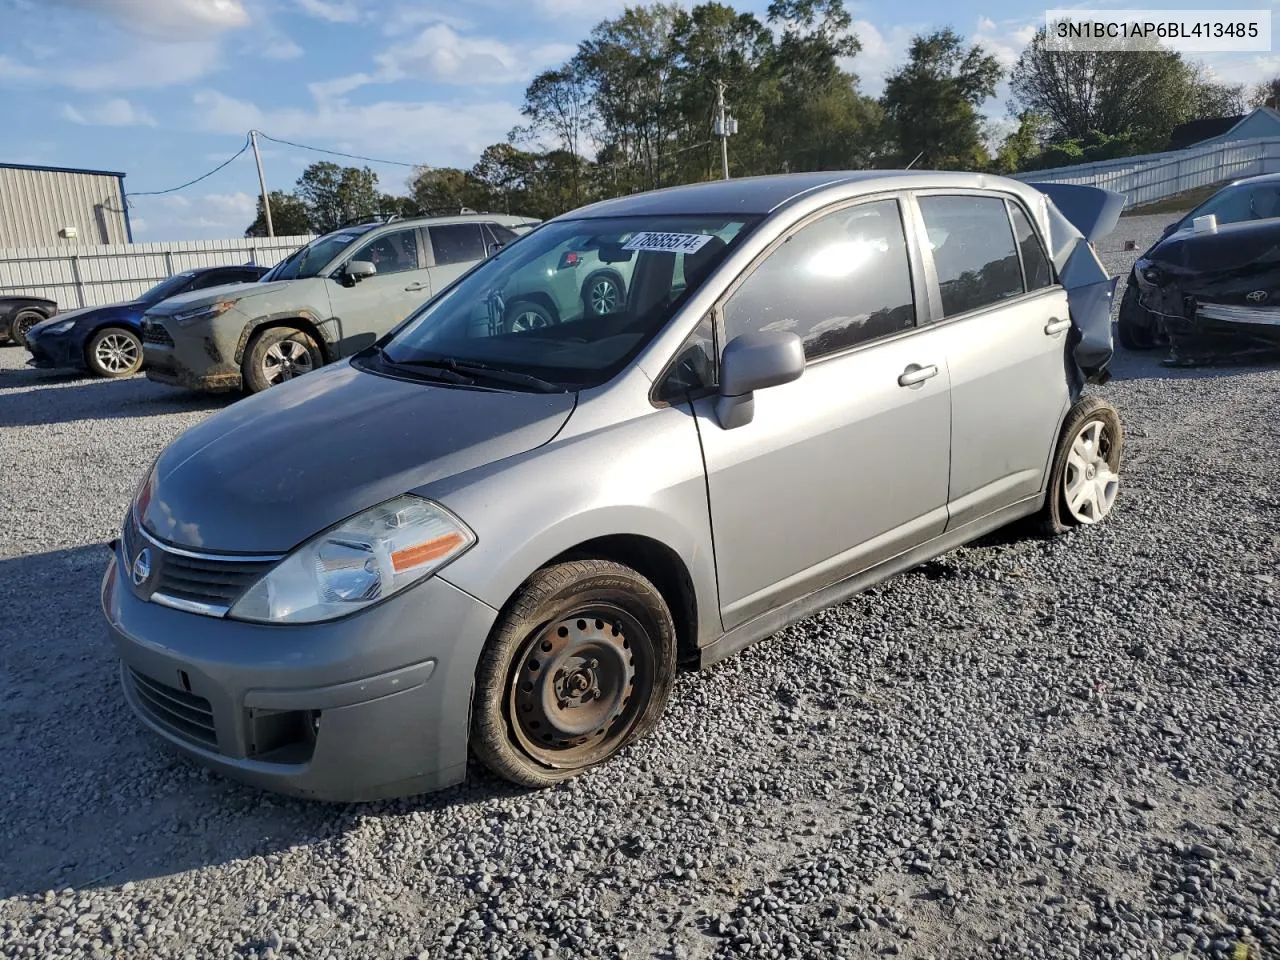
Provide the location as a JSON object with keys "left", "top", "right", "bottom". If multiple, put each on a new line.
{"left": 1120, "top": 173, "right": 1280, "bottom": 364}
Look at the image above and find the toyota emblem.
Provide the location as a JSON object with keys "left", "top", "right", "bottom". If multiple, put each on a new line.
{"left": 131, "top": 548, "right": 152, "bottom": 586}
{"left": 1247, "top": 290, "right": 1269, "bottom": 303}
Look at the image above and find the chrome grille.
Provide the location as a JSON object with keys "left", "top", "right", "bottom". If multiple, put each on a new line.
{"left": 121, "top": 512, "right": 279, "bottom": 616}
{"left": 141, "top": 322, "right": 174, "bottom": 346}
{"left": 128, "top": 668, "right": 217, "bottom": 748}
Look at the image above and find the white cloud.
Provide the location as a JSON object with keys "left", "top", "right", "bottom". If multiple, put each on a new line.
{"left": 373, "top": 24, "right": 575, "bottom": 86}
{"left": 63, "top": 41, "right": 224, "bottom": 90}
{"left": 849, "top": 20, "right": 919, "bottom": 95}
{"left": 60, "top": 98, "right": 158, "bottom": 126}
{"left": 383, "top": 3, "right": 474, "bottom": 34}
{"left": 260, "top": 36, "right": 304, "bottom": 60}
{"left": 192, "top": 88, "right": 524, "bottom": 168}
{"left": 0, "top": 54, "right": 42, "bottom": 81}
{"left": 294, "top": 0, "right": 361, "bottom": 22}
{"left": 46, "top": 0, "right": 250, "bottom": 38}
{"left": 972, "top": 16, "right": 1037, "bottom": 70}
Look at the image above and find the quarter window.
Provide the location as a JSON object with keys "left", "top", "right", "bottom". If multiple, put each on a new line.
{"left": 1007, "top": 202, "right": 1053, "bottom": 291}
{"left": 430, "top": 224, "right": 487, "bottom": 266}
{"left": 919, "top": 195, "right": 1023, "bottom": 317}
{"left": 721, "top": 199, "right": 916, "bottom": 361}
{"left": 352, "top": 228, "right": 421, "bottom": 276}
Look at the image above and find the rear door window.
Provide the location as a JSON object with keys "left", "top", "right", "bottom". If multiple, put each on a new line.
{"left": 430, "top": 224, "right": 488, "bottom": 266}
{"left": 918, "top": 195, "right": 1024, "bottom": 317}
{"left": 1007, "top": 202, "right": 1054, "bottom": 291}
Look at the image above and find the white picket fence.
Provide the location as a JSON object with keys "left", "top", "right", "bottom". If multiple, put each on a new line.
{"left": 1012, "top": 136, "right": 1280, "bottom": 208}
{"left": 0, "top": 235, "right": 313, "bottom": 309}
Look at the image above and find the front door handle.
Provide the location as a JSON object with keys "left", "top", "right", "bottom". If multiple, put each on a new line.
{"left": 1044, "top": 317, "right": 1072, "bottom": 335}
{"left": 404, "top": 282, "right": 428, "bottom": 292}
{"left": 898, "top": 363, "right": 939, "bottom": 388}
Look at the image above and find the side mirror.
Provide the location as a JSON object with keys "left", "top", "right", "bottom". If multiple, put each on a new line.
{"left": 1161, "top": 222, "right": 1177, "bottom": 238}
{"left": 714, "top": 331, "right": 805, "bottom": 429}
{"left": 487, "top": 242, "right": 505, "bottom": 257}
{"left": 345, "top": 260, "right": 376, "bottom": 284}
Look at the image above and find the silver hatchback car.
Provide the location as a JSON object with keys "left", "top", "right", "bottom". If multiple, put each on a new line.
{"left": 103, "top": 172, "right": 1124, "bottom": 801}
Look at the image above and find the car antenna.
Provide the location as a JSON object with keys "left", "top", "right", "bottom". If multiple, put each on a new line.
{"left": 905, "top": 151, "right": 924, "bottom": 170}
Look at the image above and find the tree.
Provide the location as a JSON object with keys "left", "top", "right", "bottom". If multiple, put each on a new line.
{"left": 517, "top": 64, "right": 595, "bottom": 205}
{"left": 294, "top": 162, "right": 382, "bottom": 234}
{"left": 244, "top": 191, "right": 311, "bottom": 237}
{"left": 880, "top": 28, "right": 1001, "bottom": 169}
{"left": 1252, "top": 74, "right": 1280, "bottom": 109}
{"left": 408, "top": 166, "right": 489, "bottom": 215}
{"left": 993, "top": 111, "right": 1044, "bottom": 173}
{"left": 1010, "top": 29, "right": 1230, "bottom": 152}
{"left": 762, "top": 0, "right": 884, "bottom": 172}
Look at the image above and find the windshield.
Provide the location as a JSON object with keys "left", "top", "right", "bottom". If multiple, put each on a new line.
{"left": 267, "top": 226, "right": 376, "bottom": 280}
{"left": 1180, "top": 181, "right": 1280, "bottom": 229}
{"left": 378, "top": 215, "right": 756, "bottom": 389}
{"left": 141, "top": 272, "right": 197, "bottom": 303}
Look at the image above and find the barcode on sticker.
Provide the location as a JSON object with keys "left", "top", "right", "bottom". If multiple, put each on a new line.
{"left": 621, "top": 232, "right": 713, "bottom": 254}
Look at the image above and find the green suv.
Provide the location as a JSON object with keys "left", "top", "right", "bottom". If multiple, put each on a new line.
{"left": 141, "top": 214, "right": 539, "bottom": 394}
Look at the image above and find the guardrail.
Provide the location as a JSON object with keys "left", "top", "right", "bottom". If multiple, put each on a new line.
{"left": 0, "top": 236, "right": 313, "bottom": 309}
{"left": 1012, "top": 137, "right": 1280, "bottom": 207}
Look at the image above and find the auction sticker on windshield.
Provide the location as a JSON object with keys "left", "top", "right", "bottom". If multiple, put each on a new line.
{"left": 622, "top": 232, "right": 714, "bottom": 254}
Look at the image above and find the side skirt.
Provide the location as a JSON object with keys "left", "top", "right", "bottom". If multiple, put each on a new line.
{"left": 697, "top": 494, "right": 1044, "bottom": 669}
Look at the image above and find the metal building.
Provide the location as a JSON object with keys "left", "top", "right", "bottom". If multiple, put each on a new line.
{"left": 0, "top": 162, "right": 132, "bottom": 248}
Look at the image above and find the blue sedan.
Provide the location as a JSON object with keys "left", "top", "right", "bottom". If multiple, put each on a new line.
{"left": 25, "top": 264, "right": 268, "bottom": 378}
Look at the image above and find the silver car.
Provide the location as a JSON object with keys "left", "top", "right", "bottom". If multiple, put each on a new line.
{"left": 103, "top": 172, "right": 1124, "bottom": 801}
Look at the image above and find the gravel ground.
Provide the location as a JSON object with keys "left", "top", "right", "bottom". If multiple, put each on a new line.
{"left": 1, "top": 211, "right": 1278, "bottom": 960}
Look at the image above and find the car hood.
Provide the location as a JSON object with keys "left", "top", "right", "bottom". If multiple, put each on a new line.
{"left": 146, "top": 280, "right": 291, "bottom": 316}
{"left": 1146, "top": 218, "right": 1280, "bottom": 275}
{"left": 139, "top": 361, "right": 576, "bottom": 553}
{"left": 30, "top": 301, "right": 140, "bottom": 333}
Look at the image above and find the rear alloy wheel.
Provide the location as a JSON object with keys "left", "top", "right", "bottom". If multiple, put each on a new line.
{"left": 9, "top": 309, "right": 45, "bottom": 349}
{"left": 242, "top": 326, "right": 322, "bottom": 393}
{"left": 583, "top": 273, "right": 623, "bottom": 317}
{"left": 471, "top": 560, "right": 676, "bottom": 787}
{"left": 1037, "top": 396, "right": 1123, "bottom": 535}
{"left": 86, "top": 326, "right": 143, "bottom": 378}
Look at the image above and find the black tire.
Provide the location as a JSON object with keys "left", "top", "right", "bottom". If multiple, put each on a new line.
{"left": 85, "top": 326, "right": 143, "bottom": 378}
{"left": 1036, "top": 397, "right": 1124, "bottom": 536}
{"left": 471, "top": 559, "right": 677, "bottom": 788}
{"left": 9, "top": 309, "right": 46, "bottom": 348}
{"left": 241, "top": 326, "right": 323, "bottom": 394}
{"left": 582, "top": 271, "right": 625, "bottom": 317}
{"left": 505, "top": 300, "right": 556, "bottom": 333}
{"left": 1116, "top": 276, "right": 1157, "bottom": 351}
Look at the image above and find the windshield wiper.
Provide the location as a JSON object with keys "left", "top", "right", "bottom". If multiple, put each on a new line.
{"left": 378, "top": 350, "right": 563, "bottom": 393}
{"left": 371, "top": 345, "right": 474, "bottom": 385}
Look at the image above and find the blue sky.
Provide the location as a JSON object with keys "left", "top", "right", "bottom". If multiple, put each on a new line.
{"left": 0, "top": 0, "right": 1273, "bottom": 240}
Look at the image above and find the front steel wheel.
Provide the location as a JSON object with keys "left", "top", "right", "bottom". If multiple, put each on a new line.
{"left": 472, "top": 560, "right": 676, "bottom": 787}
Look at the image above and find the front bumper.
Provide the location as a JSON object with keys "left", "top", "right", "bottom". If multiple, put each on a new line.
{"left": 102, "top": 545, "right": 499, "bottom": 802}
{"left": 25, "top": 330, "right": 84, "bottom": 370}
{"left": 142, "top": 319, "right": 243, "bottom": 392}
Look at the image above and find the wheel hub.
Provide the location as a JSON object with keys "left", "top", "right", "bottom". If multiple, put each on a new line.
{"left": 1064, "top": 418, "right": 1119, "bottom": 524}
{"left": 512, "top": 614, "right": 636, "bottom": 755}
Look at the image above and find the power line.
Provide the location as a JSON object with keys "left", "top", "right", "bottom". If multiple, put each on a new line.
{"left": 255, "top": 132, "right": 423, "bottom": 169}
{"left": 128, "top": 135, "right": 251, "bottom": 198}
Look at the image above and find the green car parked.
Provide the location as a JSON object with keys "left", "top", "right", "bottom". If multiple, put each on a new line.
{"left": 141, "top": 213, "right": 540, "bottom": 394}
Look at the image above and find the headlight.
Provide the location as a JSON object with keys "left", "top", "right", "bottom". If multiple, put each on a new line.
{"left": 228, "top": 495, "right": 476, "bottom": 624}
{"left": 42, "top": 319, "right": 76, "bottom": 335}
{"left": 172, "top": 299, "right": 239, "bottom": 326}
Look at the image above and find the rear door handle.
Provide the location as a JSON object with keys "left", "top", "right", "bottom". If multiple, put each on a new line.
{"left": 898, "top": 363, "right": 939, "bottom": 388}
{"left": 404, "top": 282, "right": 428, "bottom": 292}
{"left": 1044, "top": 317, "right": 1071, "bottom": 335}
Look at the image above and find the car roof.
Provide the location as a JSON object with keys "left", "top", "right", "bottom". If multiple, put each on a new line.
{"left": 556, "top": 170, "right": 1023, "bottom": 219}
{"left": 1228, "top": 172, "right": 1280, "bottom": 188}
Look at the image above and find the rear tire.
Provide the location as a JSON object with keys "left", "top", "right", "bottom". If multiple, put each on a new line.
{"left": 86, "top": 326, "right": 143, "bottom": 378}
{"left": 582, "top": 272, "right": 624, "bottom": 317}
{"left": 9, "top": 309, "right": 45, "bottom": 348}
{"left": 471, "top": 560, "right": 676, "bottom": 788}
{"left": 242, "top": 326, "right": 322, "bottom": 394}
{"left": 1116, "top": 276, "right": 1157, "bottom": 351}
{"left": 1036, "top": 397, "right": 1123, "bottom": 536}
{"left": 506, "top": 300, "right": 556, "bottom": 333}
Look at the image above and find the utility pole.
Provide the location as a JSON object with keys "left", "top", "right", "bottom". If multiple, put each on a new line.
{"left": 713, "top": 81, "right": 738, "bottom": 180}
{"left": 250, "top": 129, "right": 274, "bottom": 238}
